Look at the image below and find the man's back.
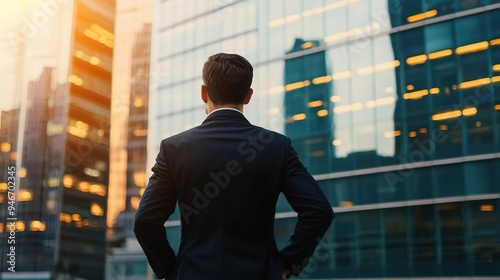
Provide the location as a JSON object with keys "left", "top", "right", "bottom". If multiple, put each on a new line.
{"left": 135, "top": 110, "right": 333, "bottom": 279}
{"left": 134, "top": 53, "right": 333, "bottom": 280}
{"left": 167, "top": 109, "right": 290, "bottom": 279}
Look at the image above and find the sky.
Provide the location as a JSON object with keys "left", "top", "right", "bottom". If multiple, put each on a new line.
{"left": 0, "top": 0, "right": 73, "bottom": 112}
{"left": 0, "top": 1, "right": 30, "bottom": 112}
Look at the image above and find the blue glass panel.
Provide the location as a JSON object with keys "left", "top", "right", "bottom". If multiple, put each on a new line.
{"left": 433, "top": 163, "right": 465, "bottom": 197}
{"left": 384, "top": 207, "right": 411, "bottom": 277}
{"left": 469, "top": 199, "right": 500, "bottom": 275}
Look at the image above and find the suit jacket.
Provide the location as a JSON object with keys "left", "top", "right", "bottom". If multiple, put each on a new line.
{"left": 134, "top": 109, "right": 334, "bottom": 280}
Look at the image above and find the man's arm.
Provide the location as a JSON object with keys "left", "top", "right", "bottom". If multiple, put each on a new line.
{"left": 279, "top": 139, "right": 334, "bottom": 278}
{"left": 134, "top": 140, "right": 178, "bottom": 279}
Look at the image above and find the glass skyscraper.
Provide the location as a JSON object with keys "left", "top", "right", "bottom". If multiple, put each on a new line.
{"left": 143, "top": 0, "right": 500, "bottom": 278}
{"left": 0, "top": 1, "right": 115, "bottom": 279}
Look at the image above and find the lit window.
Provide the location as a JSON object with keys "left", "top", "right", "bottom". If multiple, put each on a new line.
{"left": 89, "top": 56, "right": 100, "bottom": 65}
{"left": 403, "top": 89, "right": 429, "bottom": 100}
{"left": 268, "top": 86, "right": 284, "bottom": 94}
{"left": 384, "top": 130, "right": 401, "bottom": 138}
{"left": 285, "top": 80, "right": 310, "bottom": 92}
{"left": 331, "top": 71, "right": 352, "bottom": 81}
{"left": 63, "top": 175, "right": 74, "bottom": 188}
{"left": 133, "top": 98, "right": 144, "bottom": 108}
{"left": 91, "top": 203, "right": 104, "bottom": 216}
{"left": 1, "top": 142, "right": 11, "bottom": 152}
{"left": 18, "top": 190, "right": 33, "bottom": 201}
{"left": 332, "top": 139, "right": 342, "bottom": 146}
{"left": 60, "top": 213, "right": 72, "bottom": 223}
{"left": 317, "top": 109, "right": 329, "bottom": 117}
{"left": 428, "top": 49, "right": 452, "bottom": 59}
{"left": 68, "top": 74, "right": 83, "bottom": 86}
{"left": 30, "top": 221, "right": 46, "bottom": 231}
{"left": 90, "top": 184, "right": 106, "bottom": 196}
{"left": 301, "top": 42, "right": 314, "bottom": 49}
{"left": 456, "top": 41, "right": 488, "bottom": 55}
{"left": 430, "top": 88, "right": 440, "bottom": 94}
{"left": 84, "top": 167, "right": 100, "bottom": 177}
{"left": 356, "top": 66, "right": 374, "bottom": 75}
{"left": 84, "top": 24, "right": 114, "bottom": 48}
{"left": 133, "top": 171, "right": 147, "bottom": 187}
{"left": 432, "top": 110, "right": 462, "bottom": 121}
{"left": 16, "top": 221, "right": 25, "bottom": 232}
{"left": 406, "top": 54, "right": 427, "bottom": 65}
{"left": 131, "top": 197, "right": 141, "bottom": 210}
{"left": 312, "top": 75, "right": 332, "bottom": 84}
{"left": 462, "top": 107, "right": 477, "bottom": 117}
{"left": 78, "top": 182, "right": 90, "bottom": 192}
{"left": 292, "top": 113, "right": 306, "bottom": 121}
{"left": 459, "top": 77, "right": 491, "bottom": 89}
{"left": 67, "top": 120, "right": 89, "bottom": 138}
{"left": 333, "top": 103, "right": 363, "bottom": 114}
{"left": 480, "top": 204, "right": 494, "bottom": 212}
{"left": 308, "top": 100, "right": 323, "bottom": 108}
{"left": 374, "top": 60, "right": 400, "bottom": 71}
{"left": 407, "top": 9, "right": 437, "bottom": 23}
{"left": 19, "top": 167, "right": 27, "bottom": 178}
{"left": 72, "top": 214, "right": 81, "bottom": 222}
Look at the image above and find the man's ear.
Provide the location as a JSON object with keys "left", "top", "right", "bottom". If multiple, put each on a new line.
{"left": 243, "top": 88, "right": 253, "bottom": 105}
{"left": 201, "top": 85, "right": 208, "bottom": 103}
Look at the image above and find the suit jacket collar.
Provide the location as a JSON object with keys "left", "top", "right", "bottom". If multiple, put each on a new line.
{"left": 202, "top": 109, "right": 250, "bottom": 124}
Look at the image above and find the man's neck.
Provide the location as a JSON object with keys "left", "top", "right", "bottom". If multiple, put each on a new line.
{"left": 206, "top": 103, "right": 243, "bottom": 115}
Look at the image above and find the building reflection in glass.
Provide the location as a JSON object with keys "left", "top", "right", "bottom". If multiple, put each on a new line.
{"left": 284, "top": 38, "right": 334, "bottom": 175}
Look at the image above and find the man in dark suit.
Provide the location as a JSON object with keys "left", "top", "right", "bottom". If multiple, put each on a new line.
{"left": 134, "top": 53, "right": 334, "bottom": 280}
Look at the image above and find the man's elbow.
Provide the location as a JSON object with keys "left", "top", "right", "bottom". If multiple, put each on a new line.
{"left": 133, "top": 213, "right": 147, "bottom": 236}
{"left": 320, "top": 204, "right": 334, "bottom": 228}
{"left": 327, "top": 206, "right": 335, "bottom": 221}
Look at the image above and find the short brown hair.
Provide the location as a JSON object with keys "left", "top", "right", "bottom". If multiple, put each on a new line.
{"left": 202, "top": 53, "right": 253, "bottom": 105}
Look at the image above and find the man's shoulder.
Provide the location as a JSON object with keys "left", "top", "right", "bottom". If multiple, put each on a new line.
{"left": 161, "top": 125, "right": 201, "bottom": 144}
{"left": 247, "top": 124, "right": 291, "bottom": 146}
{"left": 160, "top": 122, "right": 290, "bottom": 146}
{"left": 252, "top": 125, "right": 287, "bottom": 138}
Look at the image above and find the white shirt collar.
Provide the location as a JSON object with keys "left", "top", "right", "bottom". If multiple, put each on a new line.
{"left": 206, "top": 107, "right": 243, "bottom": 118}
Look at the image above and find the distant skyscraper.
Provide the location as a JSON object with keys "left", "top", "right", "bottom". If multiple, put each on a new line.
{"left": 112, "top": 23, "right": 151, "bottom": 244}
{"left": 105, "top": 1, "right": 153, "bottom": 279}
{"left": 0, "top": 1, "right": 115, "bottom": 279}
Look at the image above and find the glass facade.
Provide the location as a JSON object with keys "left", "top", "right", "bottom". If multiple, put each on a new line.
{"left": 148, "top": 0, "right": 500, "bottom": 278}
{"left": 0, "top": 1, "right": 115, "bottom": 279}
